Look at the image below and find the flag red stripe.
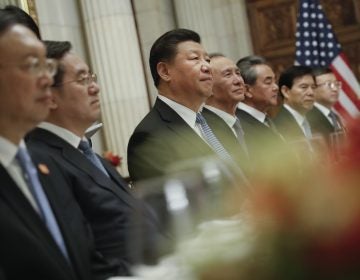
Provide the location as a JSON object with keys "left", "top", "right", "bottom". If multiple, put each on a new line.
{"left": 330, "top": 66, "right": 360, "bottom": 111}
{"left": 334, "top": 102, "right": 352, "bottom": 122}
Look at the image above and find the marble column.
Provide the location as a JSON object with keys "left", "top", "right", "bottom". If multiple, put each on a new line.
{"left": 132, "top": 0, "right": 176, "bottom": 104}
{"left": 0, "top": 0, "right": 18, "bottom": 7}
{"left": 80, "top": 0, "right": 150, "bottom": 176}
{"left": 173, "top": 0, "right": 253, "bottom": 62}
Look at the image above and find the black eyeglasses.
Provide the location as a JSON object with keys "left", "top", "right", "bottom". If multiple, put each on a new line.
{"left": 54, "top": 72, "right": 97, "bottom": 87}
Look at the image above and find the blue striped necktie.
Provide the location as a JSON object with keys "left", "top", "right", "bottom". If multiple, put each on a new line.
{"left": 328, "top": 111, "right": 342, "bottom": 131}
{"left": 195, "top": 113, "right": 232, "bottom": 162}
{"left": 16, "top": 147, "right": 70, "bottom": 261}
{"left": 78, "top": 140, "right": 109, "bottom": 177}
{"left": 233, "top": 118, "right": 249, "bottom": 158}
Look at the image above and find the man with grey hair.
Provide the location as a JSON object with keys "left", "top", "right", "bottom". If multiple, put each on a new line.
{"left": 235, "top": 55, "right": 283, "bottom": 158}
{"left": 202, "top": 53, "right": 250, "bottom": 170}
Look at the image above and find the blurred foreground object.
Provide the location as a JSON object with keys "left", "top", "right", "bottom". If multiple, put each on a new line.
{"left": 131, "top": 117, "right": 360, "bottom": 280}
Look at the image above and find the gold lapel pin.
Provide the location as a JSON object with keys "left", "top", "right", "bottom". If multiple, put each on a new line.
{"left": 38, "top": 163, "right": 50, "bottom": 175}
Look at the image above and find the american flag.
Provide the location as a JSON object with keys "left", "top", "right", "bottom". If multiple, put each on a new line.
{"left": 295, "top": 0, "right": 360, "bottom": 120}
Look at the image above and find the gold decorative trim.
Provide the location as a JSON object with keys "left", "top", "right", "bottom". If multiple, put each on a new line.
{"left": 19, "top": 0, "right": 38, "bottom": 25}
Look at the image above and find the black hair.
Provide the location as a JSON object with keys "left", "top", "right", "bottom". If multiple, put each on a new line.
{"left": 44, "top": 40, "right": 72, "bottom": 86}
{"left": 149, "top": 28, "right": 201, "bottom": 87}
{"left": 3, "top": 5, "right": 41, "bottom": 39}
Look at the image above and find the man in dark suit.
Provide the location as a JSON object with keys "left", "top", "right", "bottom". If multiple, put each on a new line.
{"left": 202, "top": 53, "right": 250, "bottom": 172}
{"left": 128, "top": 29, "right": 240, "bottom": 183}
{"left": 27, "top": 40, "right": 164, "bottom": 274}
{"left": 307, "top": 67, "right": 345, "bottom": 142}
{"left": 235, "top": 55, "right": 284, "bottom": 160}
{"left": 274, "top": 66, "right": 316, "bottom": 142}
{"left": 0, "top": 12, "right": 95, "bottom": 280}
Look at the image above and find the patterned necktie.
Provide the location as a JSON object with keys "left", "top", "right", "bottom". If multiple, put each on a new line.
{"left": 328, "top": 110, "right": 342, "bottom": 131}
{"left": 16, "top": 147, "right": 70, "bottom": 261}
{"left": 195, "top": 113, "right": 232, "bottom": 162}
{"left": 78, "top": 140, "right": 109, "bottom": 177}
{"left": 233, "top": 118, "right": 249, "bottom": 158}
{"left": 302, "top": 118, "right": 313, "bottom": 139}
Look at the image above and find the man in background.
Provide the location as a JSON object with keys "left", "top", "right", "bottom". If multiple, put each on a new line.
{"left": 236, "top": 55, "right": 284, "bottom": 159}
{"left": 203, "top": 53, "right": 250, "bottom": 171}
{"left": 274, "top": 65, "right": 316, "bottom": 143}
{"left": 307, "top": 67, "right": 345, "bottom": 142}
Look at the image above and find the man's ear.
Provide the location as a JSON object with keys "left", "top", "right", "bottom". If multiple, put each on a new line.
{"left": 245, "top": 84, "right": 252, "bottom": 98}
{"left": 157, "top": 62, "right": 171, "bottom": 82}
{"left": 49, "top": 88, "right": 59, "bottom": 110}
{"left": 280, "top": 85, "right": 290, "bottom": 100}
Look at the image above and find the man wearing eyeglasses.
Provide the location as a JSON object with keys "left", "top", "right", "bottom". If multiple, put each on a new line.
{"left": 26, "top": 40, "right": 165, "bottom": 276}
{"left": 0, "top": 12, "right": 96, "bottom": 280}
{"left": 307, "top": 67, "right": 345, "bottom": 142}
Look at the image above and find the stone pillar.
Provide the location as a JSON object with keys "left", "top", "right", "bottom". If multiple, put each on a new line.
{"left": 80, "top": 0, "right": 150, "bottom": 176}
{"left": 132, "top": 0, "right": 176, "bottom": 104}
{"left": 0, "top": 0, "right": 18, "bottom": 7}
{"left": 35, "top": 0, "right": 87, "bottom": 60}
{"left": 173, "top": 0, "right": 253, "bottom": 62}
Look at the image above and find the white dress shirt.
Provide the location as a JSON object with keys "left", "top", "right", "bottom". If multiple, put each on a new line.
{"left": 0, "top": 137, "right": 39, "bottom": 211}
{"left": 314, "top": 102, "right": 333, "bottom": 124}
{"left": 204, "top": 105, "right": 238, "bottom": 137}
{"left": 284, "top": 104, "right": 309, "bottom": 137}
{"left": 158, "top": 95, "right": 204, "bottom": 138}
{"left": 238, "top": 102, "right": 268, "bottom": 125}
{"left": 38, "top": 122, "right": 82, "bottom": 148}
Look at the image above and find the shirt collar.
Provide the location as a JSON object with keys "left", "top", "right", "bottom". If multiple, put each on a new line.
{"left": 314, "top": 102, "right": 331, "bottom": 116}
{"left": 0, "top": 137, "right": 26, "bottom": 168}
{"left": 204, "top": 105, "right": 237, "bottom": 127}
{"left": 38, "top": 122, "right": 82, "bottom": 149}
{"left": 158, "top": 95, "right": 199, "bottom": 129}
{"left": 284, "top": 104, "right": 306, "bottom": 127}
{"left": 238, "top": 102, "right": 267, "bottom": 123}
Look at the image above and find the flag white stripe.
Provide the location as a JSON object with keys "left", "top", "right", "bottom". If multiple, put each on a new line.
{"left": 338, "top": 89, "right": 360, "bottom": 118}
{"left": 333, "top": 56, "right": 360, "bottom": 98}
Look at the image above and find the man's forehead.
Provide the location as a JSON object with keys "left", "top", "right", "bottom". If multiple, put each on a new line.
{"left": 316, "top": 72, "right": 335, "bottom": 81}
{"left": 62, "top": 52, "right": 89, "bottom": 74}
{"left": 176, "top": 40, "right": 206, "bottom": 53}
{"left": 0, "top": 24, "right": 43, "bottom": 59}
{"left": 294, "top": 74, "right": 314, "bottom": 84}
{"left": 255, "top": 64, "right": 274, "bottom": 76}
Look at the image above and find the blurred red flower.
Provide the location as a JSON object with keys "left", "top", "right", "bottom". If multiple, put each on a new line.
{"left": 103, "top": 151, "right": 122, "bottom": 167}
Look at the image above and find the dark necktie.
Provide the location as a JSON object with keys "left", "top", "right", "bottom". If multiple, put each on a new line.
{"left": 233, "top": 118, "right": 249, "bottom": 158}
{"left": 328, "top": 110, "right": 342, "bottom": 131}
{"left": 264, "top": 116, "right": 277, "bottom": 132}
{"left": 195, "top": 113, "right": 232, "bottom": 162}
{"left": 78, "top": 140, "right": 109, "bottom": 177}
{"left": 16, "top": 147, "right": 70, "bottom": 261}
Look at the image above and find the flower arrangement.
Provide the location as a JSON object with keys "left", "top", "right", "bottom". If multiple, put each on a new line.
{"left": 103, "top": 151, "right": 122, "bottom": 167}
{"left": 133, "top": 117, "right": 360, "bottom": 280}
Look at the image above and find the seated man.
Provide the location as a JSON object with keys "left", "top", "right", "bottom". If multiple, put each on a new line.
{"left": 128, "top": 29, "right": 241, "bottom": 183}
{"left": 0, "top": 11, "right": 95, "bottom": 280}
{"left": 27, "top": 41, "right": 164, "bottom": 275}
{"left": 307, "top": 67, "right": 345, "bottom": 143}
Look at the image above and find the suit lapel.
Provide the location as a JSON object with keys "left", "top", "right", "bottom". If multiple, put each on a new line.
{"left": 154, "top": 99, "right": 214, "bottom": 155}
{"left": 61, "top": 145, "right": 136, "bottom": 209}
{"left": 0, "top": 165, "right": 73, "bottom": 274}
